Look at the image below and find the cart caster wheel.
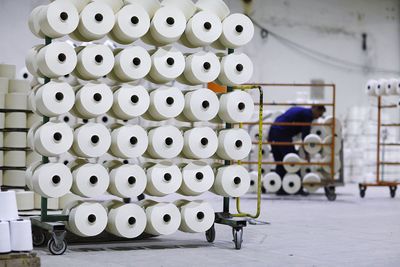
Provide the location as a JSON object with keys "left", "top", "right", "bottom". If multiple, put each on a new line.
{"left": 232, "top": 228, "right": 243, "bottom": 250}
{"left": 32, "top": 229, "right": 46, "bottom": 247}
{"left": 389, "top": 186, "right": 397, "bottom": 198}
{"left": 48, "top": 238, "right": 67, "bottom": 255}
{"left": 359, "top": 185, "right": 366, "bottom": 198}
{"left": 324, "top": 186, "right": 336, "bottom": 201}
{"left": 205, "top": 225, "right": 215, "bottom": 243}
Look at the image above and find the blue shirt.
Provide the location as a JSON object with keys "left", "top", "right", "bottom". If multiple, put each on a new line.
{"left": 268, "top": 107, "right": 313, "bottom": 141}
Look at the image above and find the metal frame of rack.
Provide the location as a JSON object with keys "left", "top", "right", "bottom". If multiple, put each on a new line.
{"left": 30, "top": 44, "right": 265, "bottom": 253}
{"left": 358, "top": 96, "right": 400, "bottom": 198}
{"left": 235, "top": 83, "right": 344, "bottom": 201}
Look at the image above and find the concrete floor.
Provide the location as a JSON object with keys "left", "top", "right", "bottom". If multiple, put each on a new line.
{"left": 36, "top": 184, "right": 400, "bottom": 267}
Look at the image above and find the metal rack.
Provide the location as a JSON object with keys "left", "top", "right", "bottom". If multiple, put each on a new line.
{"left": 236, "top": 83, "right": 344, "bottom": 201}
{"left": 30, "top": 44, "right": 265, "bottom": 253}
{"left": 358, "top": 96, "right": 400, "bottom": 198}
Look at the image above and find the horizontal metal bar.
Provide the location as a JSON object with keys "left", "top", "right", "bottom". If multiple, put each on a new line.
{"left": 380, "top": 105, "right": 397, "bottom": 109}
{"left": 239, "top": 122, "right": 332, "bottom": 126}
{"left": 359, "top": 182, "right": 400, "bottom": 187}
{"left": 381, "top": 123, "right": 400, "bottom": 127}
{"left": 380, "top": 143, "right": 400, "bottom": 146}
{"left": 255, "top": 102, "right": 334, "bottom": 107}
{"left": 380, "top": 162, "right": 400, "bottom": 165}
{"left": 244, "top": 83, "right": 335, "bottom": 87}
{"left": 239, "top": 161, "right": 331, "bottom": 166}
{"left": 256, "top": 141, "right": 332, "bottom": 146}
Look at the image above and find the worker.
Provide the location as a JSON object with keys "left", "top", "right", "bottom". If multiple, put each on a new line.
{"left": 268, "top": 105, "right": 326, "bottom": 194}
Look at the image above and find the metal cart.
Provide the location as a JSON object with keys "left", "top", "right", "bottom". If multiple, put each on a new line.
{"left": 358, "top": 96, "right": 400, "bottom": 198}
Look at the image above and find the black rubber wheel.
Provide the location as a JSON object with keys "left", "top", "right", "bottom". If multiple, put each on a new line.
{"left": 360, "top": 189, "right": 366, "bottom": 198}
{"left": 324, "top": 186, "right": 337, "bottom": 201}
{"left": 390, "top": 186, "right": 397, "bottom": 198}
{"left": 32, "top": 229, "right": 46, "bottom": 247}
{"left": 232, "top": 228, "right": 243, "bottom": 250}
{"left": 48, "top": 238, "right": 67, "bottom": 255}
{"left": 205, "top": 224, "right": 215, "bottom": 243}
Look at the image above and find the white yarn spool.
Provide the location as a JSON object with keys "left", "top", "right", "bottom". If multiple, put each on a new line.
{"left": 0, "top": 78, "right": 9, "bottom": 93}
{"left": 218, "top": 13, "right": 254, "bottom": 49}
{"left": 182, "top": 11, "right": 222, "bottom": 48}
{"left": 0, "top": 191, "right": 18, "bottom": 221}
{"left": 75, "top": 45, "right": 115, "bottom": 80}
{"left": 0, "top": 221, "right": 11, "bottom": 253}
{"left": 64, "top": 202, "right": 108, "bottom": 237}
{"left": 25, "top": 45, "right": 45, "bottom": 78}
{"left": 365, "top": 79, "right": 378, "bottom": 96}
{"left": 15, "top": 191, "right": 35, "bottom": 211}
{"left": 322, "top": 135, "right": 342, "bottom": 155}
{"left": 385, "top": 78, "right": 398, "bottom": 95}
{"left": 196, "top": 0, "right": 230, "bottom": 20}
{"left": 375, "top": 79, "right": 387, "bottom": 96}
{"left": 6, "top": 93, "right": 28, "bottom": 110}
{"left": 72, "top": 123, "right": 111, "bottom": 158}
{"left": 175, "top": 200, "right": 215, "bottom": 233}
{"left": 110, "top": 124, "right": 148, "bottom": 158}
{"left": 180, "top": 52, "right": 221, "bottom": 85}
{"left": 282, "top": 173, "right": 301, "bottom": 195}
{"left": 217, "top": 128, "right": 252, "bottom": 160}
{"left": 112, "top": 47, "right": 151, "bottom": 82}
{"left": 10, "top": 219, "right": 33, "bottom": 252}
{"left": 182, "top": 127, "right": 218, "bottom": 159}
{"left": 303, "top": 134, "right": 322, "bottom": 155}
{"left": 36, "top": 42, "right": 77, "bottom": 78}
{"left": 283, "top": 153, "right": 301, "bottom": 173}
{"left": 94, "top": 0, "right": 124, "bottom": 13}
{"left": 31, "top": 163, "right": 73, "bottom": 198}
{"left": 5, "top": 113, "right": 26, "bottom": 129}
{"left": 4, "top": 151, "right": 25, "bottom": 167}
{"left": 146, "top": 6, "right": 186, "bottom": 45}
{"left": 142, "top": 200, "right": 181, "bottom": 236}
{"left": 71, "top": 162, "right": 109, "bottom": 198}
{"left": 146, "top": 87, "right": 184, "bottom": 121}
{"left": 4, "top": 132, "right": 26, "bottom": 148}
{"left": 8, "top": 79, "right": 30, "bottom": 93}
{"left": 38, "top": 0, "right": 79, "bottom": 38}
{"left": 3, "top": 171, "right": 26, "bottom": 187}
{"left": 73, "top": 82, "right": 113, "bottom": 119}
{"left": 145, "top": 162, "right": 182, "bottom": 197}
{"left": 124, "top": 0, "right": 160, "bottom": 18}
{"left": 75, "top": 2, "right": 115, "bottom": 41}
{"left": 212, "top": 165, "right": 250, "bottom": 197}
{"left": 179, "top": 161, "right": 214, "bottom": 196}
{"left": 109, "top": 3, "right": 150, "bottom": 44}
{"left": 106, "top": 202, "right": 146, "bottom": 238}
{"left": 218, "top": 90, "right": 254, "bottom": 123}
{"left": 302, "top": 172, "right": 321, "bottom": 193}
{"left": 161, "top": 0, "right": 196, "bottom": 20}
{"left": 262, "top": 172, "right": 282, "bottom": 193}
{"left": 148, "top": 47, "right": 185, "bottom": 84}
{"left": 28, "top": 5, "right": 46, "bottom": 38}
{"left": 0, "top": 64, "right": 16, "bottom": 79}
{"left": 310, "top": 124, "right": 328, "bottom": 139}
{"left": 34, "top": 81, "right": 75, "bottom": 117}
{"left": 108, "top": 164, "right": 147, "bottom": 198}
{"left": 248, "top": 171, "right": 258, "bottom": 193}
{"left": 33, "top": 121, "right": 73, "bottom": 157}
{"left": 323, "top": 116, "right": 342, "bottom": 138}
{"left": 181, "top": 89, "right": 219, "bottom": 122}
{"left": 218, "top": 53, "right": 253, "bottom": 86}
{"left": 111, "top": 85, "right": 150, "bottom": 119}
{"left": 321, "top": 155, "right": 341, "bottom": 174}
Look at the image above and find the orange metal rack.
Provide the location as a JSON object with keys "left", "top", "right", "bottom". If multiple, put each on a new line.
{"left": 239, "top": 83, "right": 343, "bottom": 201}
{"left": 358, "top": 96, "right": 400, "bottom": 198}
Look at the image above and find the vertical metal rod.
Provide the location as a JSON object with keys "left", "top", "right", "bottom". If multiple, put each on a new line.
{"left": 330, "top": 85, "right": 336, "bottom": 182}
{"left": 41, "top": 36, "right": 51, "bottom": 222}
{"left": 376, "top": 96, "right": 381, "bottom": 183}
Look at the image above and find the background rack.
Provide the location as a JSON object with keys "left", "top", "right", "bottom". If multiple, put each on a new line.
{"left": 237, "top": 83, "right": 344, "bottom": 201}
{"left": 358, "top": 96, "right": 400, "bottom": 198}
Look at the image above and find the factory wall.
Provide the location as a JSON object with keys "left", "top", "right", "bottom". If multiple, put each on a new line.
{"left": 0, "top": 0, "right": 399, "bottom": 118}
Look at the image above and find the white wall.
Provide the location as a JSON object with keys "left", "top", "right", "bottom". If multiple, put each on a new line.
{"left": 0, "top": 0, "right": 399, "bottom": 117}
